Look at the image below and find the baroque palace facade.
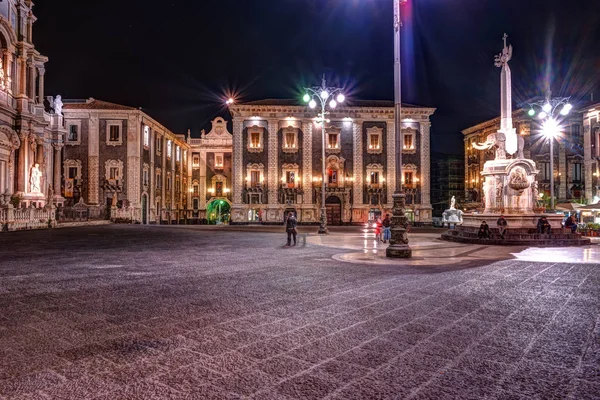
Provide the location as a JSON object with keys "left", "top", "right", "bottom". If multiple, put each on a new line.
{"left": 228, "top": 100, "right": 435, "bottom": 225}
{"left": 0, "top": 0, "right": 66, "bottom": 209}
{"left": 463, "top": 108, "right": 588, "bottom": 205}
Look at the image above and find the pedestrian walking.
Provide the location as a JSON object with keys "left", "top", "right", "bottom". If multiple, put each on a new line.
{"left": 374, "top": 216, "right": 383, "bottom": 242}
{"left": 284, "top": 212, "right": 297, "bottom": 247}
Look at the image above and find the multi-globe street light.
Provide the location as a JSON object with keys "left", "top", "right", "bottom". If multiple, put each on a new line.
{"left": 528, "top": 96, "right": 572, "bottom": 211}
{"left": 386, "top": 0, "right": 411, "bottom": 258}
{"left": 303, "top": 76, "right": 345, "bottom": 234}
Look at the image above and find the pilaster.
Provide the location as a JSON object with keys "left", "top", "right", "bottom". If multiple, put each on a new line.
{"left": 199, "top": 149, "right": 207, "bottom": 210}
{"left": 267, "top": 119, "right": 279, "bottom": 205}
{"left": 302, "top": 120, "right": 313, "bottom": 204}
{"left": 52, "top": 143, "right": 63, "bottom": 199}
{"left": 88, "top": 116, "right": 99, "bottom": 204}
{"left": 353, "top": 121, "right": 364, "bottom": 206}
{"left": 420, "top": 121, "right": 431, "bottom": 206}
{"left": 386, "top": 121, "right": 396, "bottom": 206}
{"left": 583, "top": 120, "right": 593, "bottom": 202}
{"left": 232, "top": 118, "right": 243, "bottom": 204}
{"left": 558, "top": 143, "right": 566, "bottom": 199}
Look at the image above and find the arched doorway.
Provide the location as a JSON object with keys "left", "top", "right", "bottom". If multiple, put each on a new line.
{"left": 326, "top": 196, "right": 342, "bottom": 226}
{"left": 141, "top": 194, "right": 148, "bottom": 224}
{"left": 207, "top": 199, "right": 231, "bottom": 224}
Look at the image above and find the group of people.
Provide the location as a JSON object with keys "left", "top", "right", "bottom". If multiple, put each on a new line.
{"left": 374, "top": 214, "right": 392, "bottom": 243}
{"left": 478, "top": 214, "right": 579, "bottom": 239}
{"left": 477, "top": 215, "right": 508, "bottom": 239}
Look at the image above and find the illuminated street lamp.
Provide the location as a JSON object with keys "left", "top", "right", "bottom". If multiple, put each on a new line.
{"left": 387, "top": 0, "right": 411, "bottom": 258}
{"left": 303, "top": 75, "right": 345, "bottom": 234}
{"left": 528, "top": 95, "right": 572, "bottom": 211}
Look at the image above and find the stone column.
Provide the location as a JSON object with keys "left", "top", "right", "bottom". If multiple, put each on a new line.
{"left": 302, "top": 120, "right": 313, "bottom": 204}
{"left": 52, "top": 143, "right": 63, "bottom": 197}
{"left": 353, "top": 120, "right": 364, "bottom": 206}
{"left": 386, "top": 121, "right": 396, "bottom": 207}
{"left": 583, "top": 121, "right": 593, "bottom": 202}
{"left": 267, "top": 119, "right": 279, "bottom": 206}
{"left": 232, "top": 119, "right": 244, "bottom": 205}
{"left": 558, "top": 143, "right": 567, "bottom": 199}
{"left": 88, "top": 116, "right": 99, "bottom": 204}
{"left": 37, "top": 68, "right": 45, "bottom": 104}
{"left": 199, "top": 149, "right": 207, "bottom": 210}
{"left": 420, "top": 121, "right": 431, "bottom": 207}
{"left": 27, "top": 61, "right": 35, "bottom": 101}
{"left": 16, "top": 131, "right": 28, "bottom": 193}
{"left": 19, "top": 56, "right": 27, "bottom": 97}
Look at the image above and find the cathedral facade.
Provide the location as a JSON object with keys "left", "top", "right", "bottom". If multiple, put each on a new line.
{"left": 0, "top": 0, "right": 65, "bottom": 208}
{"left": 228, "top": 100, "right": 435, "bottom": 225}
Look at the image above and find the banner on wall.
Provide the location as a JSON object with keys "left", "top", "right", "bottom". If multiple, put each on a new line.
{"left": 65, "top": 179, "right": 74, "bottom": 198}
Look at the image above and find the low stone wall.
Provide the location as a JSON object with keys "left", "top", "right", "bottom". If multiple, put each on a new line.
{"left": 0, "top": 205, "right": 56, "bottom": 232}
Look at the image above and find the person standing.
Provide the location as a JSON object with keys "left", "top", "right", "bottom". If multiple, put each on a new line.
{"left": 285, "top": 212, "right": 297, "bottom": 247}
{"left": 374, "top": 216, "right": 383, "bottom": 242}
{"left": 382, "top": 214, "right": 391, "bottom": 243}
{"left": 496, "top": 215, "right": 508, "bottom": 239}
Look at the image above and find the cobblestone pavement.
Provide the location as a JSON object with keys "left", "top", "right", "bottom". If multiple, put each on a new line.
{"left": 0, "top": 225, "right": 599, "bottom": 399}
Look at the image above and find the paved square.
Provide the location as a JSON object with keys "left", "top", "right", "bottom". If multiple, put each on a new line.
{"left": 0, "top": 225, "right": 599, "bottom": 399}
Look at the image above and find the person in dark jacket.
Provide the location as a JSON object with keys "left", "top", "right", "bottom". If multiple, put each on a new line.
{"left": 537, "top": 216, "right": 551, "bottom": 234}
{"left": 382, "top": 214, "right": 392, "bottom": 243}
{"left": 285, "top": 212, "right": 297, "bottom": 247}
{"left": 565, "top": 215, "right": 577, "bottom": 233}
{"left": 478, "top": 221, "right": 490, "bottom": 239}
{"left": 496, "top": 215, "right": 508, "bottom": 239}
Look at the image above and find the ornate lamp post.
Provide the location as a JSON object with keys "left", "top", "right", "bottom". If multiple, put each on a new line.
{"left": 386, "top": 0, "right": 411, "bottom": 258}
{"left": 303, "top": 76, "right": 345, "bottom": 234}
{"left": 527, "top": 96, "right": 572, "bottom": 211}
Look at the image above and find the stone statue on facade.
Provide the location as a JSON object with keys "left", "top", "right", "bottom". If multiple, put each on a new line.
{"left": 54, "top": 95, "right": 63, "bottom": 115}
{"left": 30, "top": 163, "right": 42, "bottom": 193}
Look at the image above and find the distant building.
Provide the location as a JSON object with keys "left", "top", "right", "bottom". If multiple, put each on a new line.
{"left": 228, "top": 99, "right": 435, "bottom": 225}
{"left": 581, "top": 103, "right": 600, "bottom": 202}
{"left": 431, "top": 152, "right": 464, "bottom": 217}
{"left": 463, "top": 109, "right": 586, "bottom": 204}
{"left": 62, "top": 99, "right": 190, "bottom": 224}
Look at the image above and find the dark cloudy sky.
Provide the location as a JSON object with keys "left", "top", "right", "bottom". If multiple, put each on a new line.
{"left": 34, "top": 0, "right": 599, "bottom": 154}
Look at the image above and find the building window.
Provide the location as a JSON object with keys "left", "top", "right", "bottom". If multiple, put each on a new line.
{"left": 175, "top": 177, "right": 180, "bottom": 192}
{"left": 176, "top": 146, "right": 181, "bottom": 162}
{"left": 281, "top": 163, "right": 299, "bottom": 188}
{"left": 403, "top": 134, "right": 413, "bottom": 150}
{"left": 540, "top": 162, "right": 550, "bottom": 181}
{"left": 404, "top": 171, "right": 413, "bottom": 185}
{"left": 107, "top": 123, "right": 121, "bottom": 145}
{"left": 193, "top": 184, "right": 199, "bottom": 196}
{"left": 325, "top": 126, "right": 341, "bottom": 153}
{"left": 366, "top": 126, "right": 383, "bottom": 154}
{"left": 282, "top": 128, "right": 299, "bottom": 153}
{"left": 143, "top": 169, "right": 149, "bottom": 186}
{"left": 402, "top": 128, "right": 417, "bottom": 153}
{"left": 328, "top": 133, "right": 339, "bottom": 149}
{"left": 156, "top": 171, "right": 161, "bottom": 188}
{"left": 193, "top": 199, "right": 199, "bottom": 209}
{"left": 250, "top": 171, "right": 260, "bottom": 187}
{"left": 328, "top": 169, "right": 338, "bottom": 184}
{"left": 402, "top": 163, "right": 418, "bottom": 188}
{"left": 143, "top": 126, "right": 150, "bottom": 148}
{"left": 247, "top": 127, "right": 263, "bottom": 152}
{"left": 156, "top": 136, "right": 162, "bottom": 154}
{"left": 104, "top": 159, "right": 124, "bottom": 184}
{"left": 167, "top": 174, "right": 171, "bottom": 190}
{"left": 246, "top": 163, "right": 265, "bottom": 188}
{"left": 370, "top": 171, "right": 379, "bottom": 185}
{"left": 215, "top": 153, "right": 224, "bottom": 169}
{"left": 193, "top": 155, "right": 199, "bottom": 167}
{"left": 68, "top": 167, "right": 77, "bottom": 179}
{"left": 573, "top": 163, "right": 582, "bottom": 182}
{"left": 167, "top": 140, "right": 172, "bottom": 158}
{"left": 68, "top": 125, "right": 78, "bottom": 142}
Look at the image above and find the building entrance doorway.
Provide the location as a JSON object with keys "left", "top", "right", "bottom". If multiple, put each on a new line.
{"left": 142, "top": 194, "right": 147, "bottom": 224}
{"left": 326, "top": 196, "right": 342, "bottom": 226}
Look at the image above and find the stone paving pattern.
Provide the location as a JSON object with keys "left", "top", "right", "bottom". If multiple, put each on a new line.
{"left": 0, "top": 225, "right": 599, "bottom": 399}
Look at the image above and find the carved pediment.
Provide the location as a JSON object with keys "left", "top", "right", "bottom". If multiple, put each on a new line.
{"left": 205, "top": 117, "right": 232, "bottom": 139}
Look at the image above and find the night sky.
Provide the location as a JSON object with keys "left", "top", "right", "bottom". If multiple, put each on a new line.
{"left": 34, "top": 0, "right": 599, "bottom": 154}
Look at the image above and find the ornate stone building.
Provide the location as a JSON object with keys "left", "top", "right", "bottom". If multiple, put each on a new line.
{"left": 229, "top": 99, "right": 435, "bottom": 225}
{"left": 61, "top": 98, "right": 190, "bottom": 224}
{"left": 187, "top": 117, "right": 233, "bottom": 223}
{"left": 463, "top": 109, "right": 587, "bottom": 204}
{"left": 0, "top": 0, "right": 65, "bottom": 208}
{"left": 582, "top": 103, "right": 600, "bottom": 202}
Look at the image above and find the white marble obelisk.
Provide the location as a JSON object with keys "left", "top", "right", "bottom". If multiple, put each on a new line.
{"left": 496, "top": 33, "right": 517, "bottom": 156}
